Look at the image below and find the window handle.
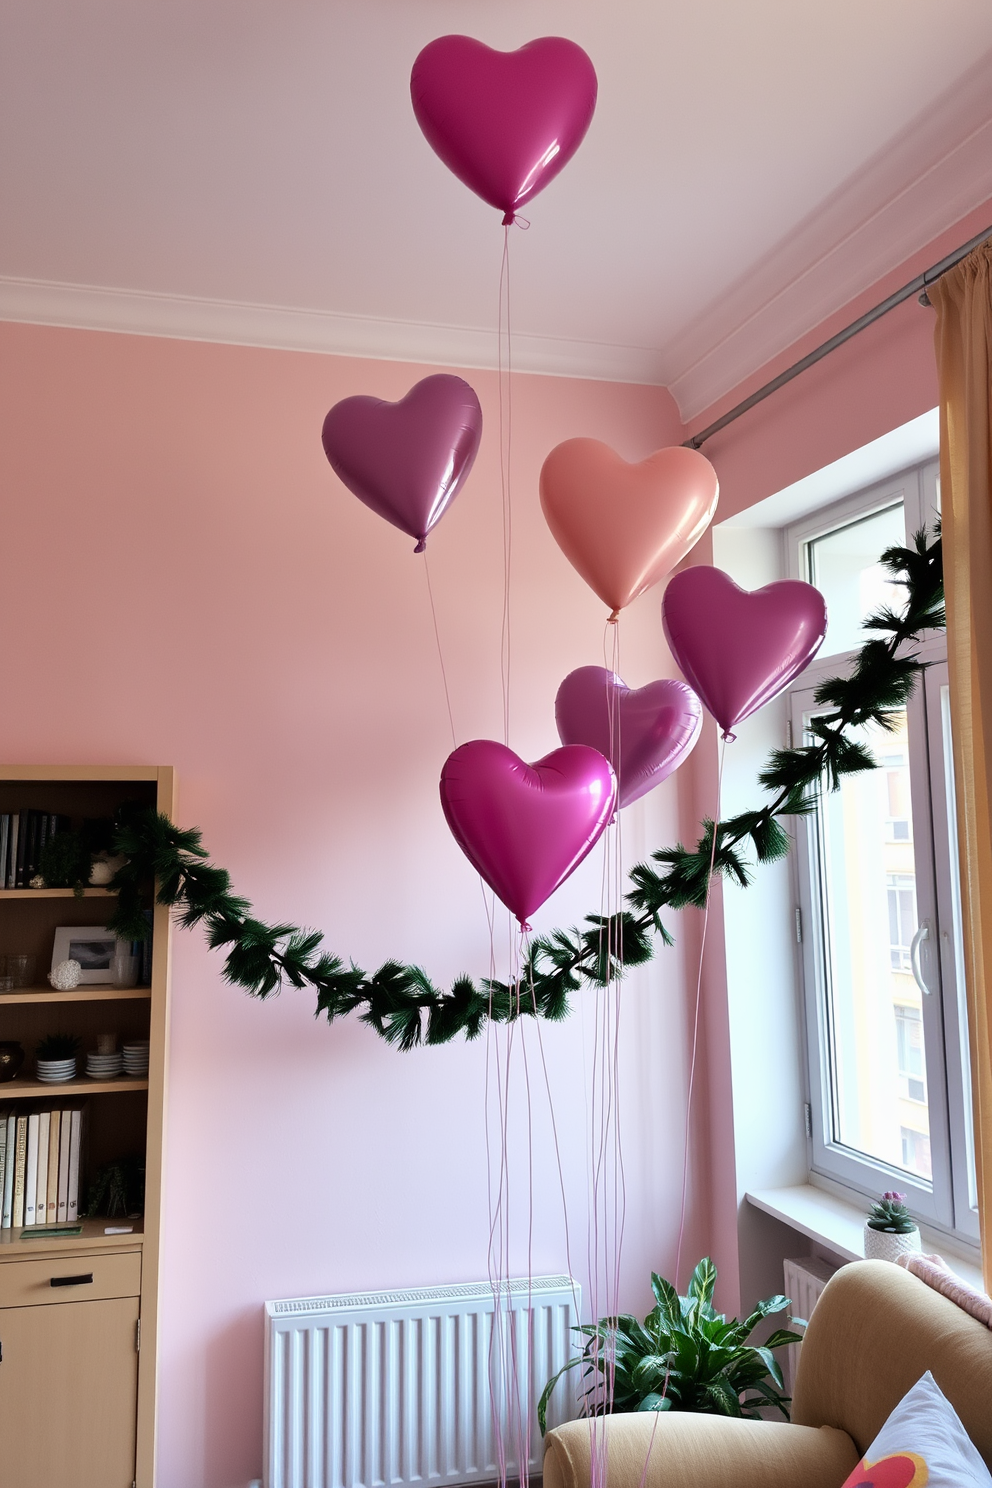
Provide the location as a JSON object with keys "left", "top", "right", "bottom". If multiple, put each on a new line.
{"left": 910, "top": 923, "right": 931, "bottom": 996}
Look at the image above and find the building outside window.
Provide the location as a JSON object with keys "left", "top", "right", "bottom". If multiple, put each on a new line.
{"left": 786, "top": 458, "right": 977, "bottom": 1242}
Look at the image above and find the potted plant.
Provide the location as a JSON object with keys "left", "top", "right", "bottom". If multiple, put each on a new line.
{"left": 36, "top": 1032, "right": 81, "bottom": 1083}
{"left": 863, "top": 1191, "right": 921, "bottom": 1261}
{"left": 538, "top": 1258, "right": 804, "bottom": 1433}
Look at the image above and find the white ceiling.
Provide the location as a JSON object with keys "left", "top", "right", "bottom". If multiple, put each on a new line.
{"left": 3, "top": 1, "right": 992, "bottom": 418}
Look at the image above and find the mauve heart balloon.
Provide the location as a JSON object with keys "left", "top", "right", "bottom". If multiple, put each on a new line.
{"left": 540, "top": 442, "right": 719, "bottom": 617}
{"left": 440, "top": 741, "right": 616, "bottom": 928}
{"left": 555, "top": 667, "right": 702, "bottom": 809}
{"left": 411, "top": 36, "right": 598, "bottom": 222}
{"left": 662, "top": 567, "right": 827, "bottom": 737}
{"left": 322, "top": 374, "right": 482, "bottom": 552}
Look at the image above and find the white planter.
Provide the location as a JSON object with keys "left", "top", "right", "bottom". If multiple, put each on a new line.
{"left": 863, "top": 1222, "right": 921, "bottom": 1261}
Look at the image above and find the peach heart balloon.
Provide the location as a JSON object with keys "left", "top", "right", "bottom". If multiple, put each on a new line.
{"left": 539, "top": 441, "right": 719, "bottom": 616}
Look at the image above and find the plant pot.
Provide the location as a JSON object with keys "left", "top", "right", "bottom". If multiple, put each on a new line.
{"left": 0, "top": 1041, "right": 25, "bottom": 1082}
{"left": 863, "top": 1222, "right": 921, "bottom": 1261}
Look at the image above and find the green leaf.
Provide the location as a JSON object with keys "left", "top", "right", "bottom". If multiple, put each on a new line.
{"left": 688, "top": 1258, "right": 717, "bottom": 1308}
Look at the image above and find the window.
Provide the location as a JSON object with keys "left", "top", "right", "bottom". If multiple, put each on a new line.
{"left": 788, "top": 459, "right": 977, "bottom": 1242}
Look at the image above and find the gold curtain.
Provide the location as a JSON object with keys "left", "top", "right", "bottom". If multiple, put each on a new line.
{"left": 930, "top": 242, "right": 992, "bottom": 1288}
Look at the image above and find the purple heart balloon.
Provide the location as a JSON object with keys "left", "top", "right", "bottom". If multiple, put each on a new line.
{"left": 662, "top": 566, "right": 827, "bottom": 737}
{"left": 555, "top": 667, "right": 702, "bottom": 809}
{"left": 411, "top": 36, "right": 598, "bottom": 222}
{"left": 321, "top": 374, "right": 483, "bottom": 552}
{"left": 440, "top": 741, "right": 616, "bottom": 928}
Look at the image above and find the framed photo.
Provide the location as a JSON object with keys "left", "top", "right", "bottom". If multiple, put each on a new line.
{"left": 51, "top": 926, "right": 118, "bottom": 985}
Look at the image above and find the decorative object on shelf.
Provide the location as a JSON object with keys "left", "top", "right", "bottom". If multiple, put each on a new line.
{"left": 103, "top": 530, "right": 942, "bottom": 1050}
{"left": 111, "top": 938, "right": 139, "bottom": 989}
{"left": 864, "top": 1191, "right": 922, "bottom": 1261}
{"left": 50, "top": 926, "right": 116, "bottom": 985}
{"left": 96, "top": 1033, "right": 116, "bottom": 1055}
{"left": 85, "top": 1152, "right": 145, "bottom": 1219}
{"left": 6, "top": 952, "right": 35, "bottom": 988}
{"left": 410, "top": 36, "right": 598, "bottom": 223}
{"left": 537, "top": 1257, "right": 803, "bottom": 1432}
{"left": 662, "top": 567, "right": 828, "bottom": 738}
{"left": 37, "top": 825, "right": 88, "bottom": 891}
{"left": 0, "top": 1041, "right": 25, "bottom": 1083}
{"left": 438, "top": 741, "right": 617, "bottom": 928}
{"left": 540, "top": 441, "right": 719, "bottom": 619}
{"left": 29, "top": 874, "right": 44, "bottom": 889}
{"left": 555, "top": 667, "right": 702, "bottom": 810}
{"left": 88, "top": 852, "right": 127, "bottom": 887}
{"left": 322, "top": 374, "right": 483, "bottom": 554}
{"left": 35, "top": 1033, "right": 80, "bottom": 1083}
{"left": 48, "top": 958, "right": 82, "bottom": 990}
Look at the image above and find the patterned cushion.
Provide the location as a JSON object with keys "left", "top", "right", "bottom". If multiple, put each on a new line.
{"left": 840, "top": 1373, "right": 992, "bottom": 1488}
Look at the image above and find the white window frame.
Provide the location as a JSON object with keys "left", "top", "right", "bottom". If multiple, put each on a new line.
{"left": 784, "top": 458, "right": 978, "bottom": 1243}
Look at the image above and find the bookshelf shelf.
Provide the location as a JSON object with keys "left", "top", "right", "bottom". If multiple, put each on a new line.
{"left": 0, "top": 1076, "right": 149, "bottom": 1098}
{"left": 0, "top": 887, "right": 118, "bottom": 899}
{"left": 0, "top": 765, "right": 173, "bottom": 1487}
{"left": 0, "top": 986, "right": 152, "bottom": 1006}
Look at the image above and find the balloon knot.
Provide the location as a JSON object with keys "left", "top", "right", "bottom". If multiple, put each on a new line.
{"left": 722, "top": 729, "right": 737, "bottom": 743}
{"left": 501, "top": 211, "right": 531, "bottom": 230}
{"left": 519, "top": 920, "right": 533, "bottom": 934}
{"left": 414, "top": 538, "right": 426, "bottom": 554}
{"left": 607, "top": 608, "right": 621, "bottom": 624}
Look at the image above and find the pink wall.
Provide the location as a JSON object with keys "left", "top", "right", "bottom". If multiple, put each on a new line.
{"left": 0, "top": 321, "right": 719, "bottom": 1488}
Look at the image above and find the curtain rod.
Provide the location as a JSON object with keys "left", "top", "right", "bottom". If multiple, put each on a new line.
{"left": 683, "top": 223, "right": 992, "bottom": 450}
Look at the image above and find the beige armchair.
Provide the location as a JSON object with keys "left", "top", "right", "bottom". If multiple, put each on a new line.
{"left": 543, "top": 1259, "right": 992, "bottom": 1488}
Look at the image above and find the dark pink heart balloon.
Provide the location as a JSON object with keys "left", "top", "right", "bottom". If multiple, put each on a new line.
{"left": 411, "top": 36, "right": 598, "bottom": 222}
{"left": 662, "top": 566, "right": 827, "bottom": 737}
{"left": 440, "top": 741, "right": 616, "bottom": 927}
{"left": 555, "top": 667, "right": 702, "bottom": 809}
{"left": 322, "top": 374, "right": 482, "bottom": 552}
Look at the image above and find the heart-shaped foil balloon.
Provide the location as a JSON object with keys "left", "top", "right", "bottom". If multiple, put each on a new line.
{"left": 662, "top": 566, "right": 827, "bottom": 737}
{"left": 540, "top": 441, "right": 719, "bottom": 617}
{"left": 321, "top": 374, "right": 482, "bottom": 552}
{"left": 555, "top": 667, "right": 702, "bottom": 809}
{"left": 439, "top": 741, "right": 616, "bottom": 927}
{"left": 411, "top": 36, "right": 598, "bottom": 221}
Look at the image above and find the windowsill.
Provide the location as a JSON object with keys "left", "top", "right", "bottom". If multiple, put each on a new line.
{"left": 745, "top": 1183, "right": 984, "bottom": 1292}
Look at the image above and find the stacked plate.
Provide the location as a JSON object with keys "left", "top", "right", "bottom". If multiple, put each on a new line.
{"left": 122, "top": 1041, "right": 149, "bottom": 1077}
{"left": 36, "top": 1057, "right": 77, "bottom": 1083}
{"left": 86, "top": 1050, "right": 123, "bottom": 1079}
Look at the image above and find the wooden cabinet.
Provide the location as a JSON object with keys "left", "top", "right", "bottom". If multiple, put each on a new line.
{"left": 0, "top": 767, "right": 173, "bottom": 1487}
{"left": 0, "top": 1249, "right": 141, "bottom": 1488}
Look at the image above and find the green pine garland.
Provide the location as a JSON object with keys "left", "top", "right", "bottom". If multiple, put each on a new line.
{"left": 105, "top": 529, "right": 944, "bottom": 1051}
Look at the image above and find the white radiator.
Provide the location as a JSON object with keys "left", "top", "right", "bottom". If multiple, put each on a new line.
{"left": 782, "top": 1256, "right": 839, "bottom": 1391}
{"left": 263, "top": 1276, "right": 582, "bottom": 1488}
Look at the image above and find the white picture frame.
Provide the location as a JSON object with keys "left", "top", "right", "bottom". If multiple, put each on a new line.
{"left": 51, "top": 925, "right": 118, "bottom": 985}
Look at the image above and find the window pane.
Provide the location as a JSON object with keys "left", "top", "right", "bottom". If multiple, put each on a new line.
{"left": 806, "top": 503, "right": 906, "bottom": 656}
{"left": 812, "top": 707, "right": 932, "bottom": 1180}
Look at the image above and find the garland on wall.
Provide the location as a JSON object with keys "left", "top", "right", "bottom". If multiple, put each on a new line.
{"left": 104, "top": 529, "right": 943, "bottom": 1051}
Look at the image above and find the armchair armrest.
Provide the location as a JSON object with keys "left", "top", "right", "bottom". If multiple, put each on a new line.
{"left": 543, "top": 1412, "right": 859, "bottom": 1488}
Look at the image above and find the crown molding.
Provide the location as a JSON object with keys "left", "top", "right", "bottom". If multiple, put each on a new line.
{"left": 0, "top": 274, "right": 665, "bottom": 387}
{"left": 667, "top": 54, "right": 992, "bottom": 422}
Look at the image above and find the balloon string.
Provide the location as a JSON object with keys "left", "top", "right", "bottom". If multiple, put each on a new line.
{"left": 497, "top": 224, "right": 513, "bottom": 748}
{"left": 422, "top": 549, "right": 457, "bottom": 748}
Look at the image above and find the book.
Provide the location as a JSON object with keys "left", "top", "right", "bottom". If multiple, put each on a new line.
{"left": 1, "top": 1110, "right": 15, "bottom": 1226}
{"left": 12, "top": 1113, "right": 27, "bottom": 1227}
{"left": 0, "top": 1109, "right": 6, "bottom": 1220}
{"left": 24, "top": 1111, "right": 39, "bottom": 1224}
{"left": 14, "top": 809, "right": 29, "bottom": 888}
{"left": 0, "top": 815, "right": 9, "bottom": 892}
{"left": 56, "top": 1109, "right": 70, "bottom": 1222}
{"left": 34, "top": 1109, "right": 50, "bottom": 1225}
{"left": 66, "top": 1106, "right": 84, "bottom": 1222}
{"left": 46, "top": 1107, "right": 60, "bottom": 1223}
{"left": 6, "top": 812, "right": 18, "bottom": 889}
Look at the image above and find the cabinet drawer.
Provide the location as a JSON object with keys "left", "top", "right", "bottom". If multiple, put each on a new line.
{"left": 0, "top": 1250, "right": 140, "bottom": 1307}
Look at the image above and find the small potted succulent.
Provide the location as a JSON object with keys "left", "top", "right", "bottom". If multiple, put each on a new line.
{"left": 36, "top": 1033, "right": 81, "bottom": 1084}
{"left": 863, "top": 1190, "right": 921, "bottom": 1261}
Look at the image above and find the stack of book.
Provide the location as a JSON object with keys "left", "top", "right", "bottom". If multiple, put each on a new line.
{"left": 0, "top": 1103, "right": 87, "bottom": 1229}
{"left": 0, "top": 811, "right": 70, "bottom": 890}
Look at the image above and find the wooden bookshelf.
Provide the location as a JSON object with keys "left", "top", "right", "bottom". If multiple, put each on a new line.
{"left": 0, "top": 766, "right": 173, "bottom": 1488}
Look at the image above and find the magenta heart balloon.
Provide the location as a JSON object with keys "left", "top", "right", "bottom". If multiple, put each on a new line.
{"left": 411, "top": 36, "right": 598, "bottom": 222}
{"left": 662, "top": 567, "right": 827, "bottom": 737}
{"left": 555, "top": 667, "right": 702, "bottom": 809}
{"left": 440, "top": 741, "right": 616, "bottom": 927}
{"left": 322, "top": 374, "right": 482, "bottom": 552}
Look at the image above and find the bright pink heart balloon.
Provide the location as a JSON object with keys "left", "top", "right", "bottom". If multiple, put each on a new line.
{"left": 440, "top": 741, "right": 616, "bottom": 927}
{"left": 411, "top": 36, "right": 598, "bottom": 222}
{"left": 555, "top": 667, "right": 702, "bottom": 809}
{"left": 662, "top": 567, "right": 827, "bottom": 737}
{"left": 322, "top": 374, "right": 482, "bottom": 552}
